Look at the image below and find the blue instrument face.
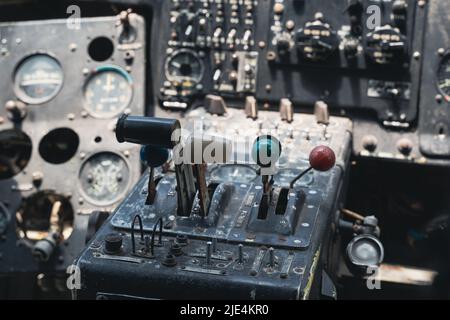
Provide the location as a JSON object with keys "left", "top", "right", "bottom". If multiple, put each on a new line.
{"left": 14, "top": 54, "right": 64, "bottom": 104}
{"left": 84, "top": 67, "right": 133, "bottom": 119}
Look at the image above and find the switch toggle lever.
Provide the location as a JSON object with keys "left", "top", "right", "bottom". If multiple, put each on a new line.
{"left": 252, "top": 135, "right": 282, "bottom": 219}
{"left": 116, "top": 114, "right": 231, "bottom": 218}
{"left": 290, "top": 146, "right": 336, "bottom": 188}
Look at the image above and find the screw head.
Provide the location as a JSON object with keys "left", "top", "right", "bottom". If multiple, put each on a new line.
{"left": 362, "top": 135, "right": 378, "bottom": 152}
{"left": 397, "top": 138, "right": 413, "bottom": 155}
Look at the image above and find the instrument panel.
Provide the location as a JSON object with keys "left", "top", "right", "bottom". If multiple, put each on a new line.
{"left": 0, "top": 13, "right": 146, "bottom": 280}
{"left": 155, "top": 0, "right": 424, "bottom": 121}
{"left": 150, "top": 0, "right": 450, "bottom": 166}
{"left": 157, "top": 0, "right": 259, "bottom": 108}
{"left": 0, "top": 0, "right": 448, "bottom": 302}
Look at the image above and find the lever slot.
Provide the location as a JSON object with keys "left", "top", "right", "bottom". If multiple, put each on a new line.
{"left": 275, "top": 188, "right": 290, "bottom": 215}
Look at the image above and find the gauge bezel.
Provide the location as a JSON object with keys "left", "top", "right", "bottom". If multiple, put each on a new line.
{"left": 78, "top": 151, "right": 132, "bottom": 207}
{"left": 13, "top": 52, "right": 64, "bottom": 105}
{"left": 165, "top": 48, "right": 205, "bottom": 84}
{"left": 436, "top": 50, "right": 450, "bottom": 103}
{"left": 82, "top": 65, "right": 134, "bottom": 119}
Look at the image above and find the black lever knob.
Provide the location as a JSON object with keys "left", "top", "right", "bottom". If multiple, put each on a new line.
{"left": 116, "top": 114, "right": 181, "bottom": 149}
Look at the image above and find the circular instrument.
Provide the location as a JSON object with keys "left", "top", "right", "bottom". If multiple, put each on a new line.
{"left": 83, "top": 66, "right": 133, "bottom": 118}
{"left": 165, "top": 49, "right": 204, "bottom": 84}
{"left": 437, "top": 52, "right": 450, "bottom": 102}
{"left": 14, "top": 54, "right": 64, "bottom": 104}
{"left": 79, "top": 152, "right": 130, "bottom": 206}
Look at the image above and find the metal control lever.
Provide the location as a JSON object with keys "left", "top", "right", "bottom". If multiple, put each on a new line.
{"left": 116, "top": 114, "right": 230, "bottom": 218}
{"left": 290, "top": 146, "right": 336, "bottom": 189}
{"left": 252, "top": 136, "right": 282, "bottom": 218}
{"left": 314, "top": 101, "right": 330, "bottom": 139}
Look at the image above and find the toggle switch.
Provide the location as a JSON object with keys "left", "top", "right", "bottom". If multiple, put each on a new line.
{"left": 279, "top": 98, "right": 294, "bottom": 123}
{"left": 237, "top": 244, "right": 244, "bottom": 264}
{"left": 205, "top": 94, "right": 228, "bottom": 116}
{"left": 244, "top": 96, "right": 258, "bottom": 120}
{"left": 314, "top": 101, "right": 330, "bottom": 125}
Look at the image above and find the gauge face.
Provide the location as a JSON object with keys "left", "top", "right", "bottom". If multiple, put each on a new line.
{"left": 437, "top": 53, "right": 450, "bottom": 102}
{"left": 0, "top": 129, "right": 32, "bottom": 180}
{"left": 210, "top": 165, "right": 258, "bottom": 184}
{"left": 274, "top": 168, "right": 314, "bottom": 188}
{"left": 165, "top": 49, "right": 204, "bottom": 84}
{"left": 79, "top": 152, "right": 130, "bottom": 206}
{"left": 84, "top": 67, "right": 133, "bottom": 118}
{"left": 14, "top": 54, "right": 64, "bottom": 104}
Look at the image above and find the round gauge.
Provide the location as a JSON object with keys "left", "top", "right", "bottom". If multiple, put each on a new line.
{"left": 0, "top": 129, "right": 32, "bottom": 180}
{"left": 274, "top": 168, "right": 314, "bottom": 188}
{"left": 83, "top": 66, "right": 133, "bottom": 119}
{"left": 210, "top": 165, "right": 258, "bottom": 184}
{"left": 437, "top": 53, "right": 450, "bottom": 102}
{"left": 14, "top": 54, "right": 64, "bottom": 104}
{"left": 165, "top": 49, "right": 204, "bottom": 84}
{"left": 79, "top": 152, "right": 130, "bottom": 206}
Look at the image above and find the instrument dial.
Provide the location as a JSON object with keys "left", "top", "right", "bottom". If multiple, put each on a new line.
{"left": 437, "top": 53, "right": 450, "bottom": 102}
{"left": 165, "top": 49, "right": 204, "bottom": 85}
{"left": 84, "top": 66, "right": 133, "bottom": 119}
{"left": 14, "top": 54, "right": 64, "bottom": 104}
{"left": 79, "top": 152, "right": 130, "bottom": 206}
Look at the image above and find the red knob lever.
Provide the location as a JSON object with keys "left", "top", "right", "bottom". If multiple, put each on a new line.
{"left": 309, "top": 146, "right": 336, "bottom": 172}
{"left": 290, "top": 146, "right": 336, "bottom": 189}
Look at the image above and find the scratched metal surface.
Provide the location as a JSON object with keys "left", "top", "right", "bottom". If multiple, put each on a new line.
{"left": 79, "top": 230, "right": 311, "bottom": 300}
{"left": 111, "top": 108, "right": 352, "bottom": 249}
